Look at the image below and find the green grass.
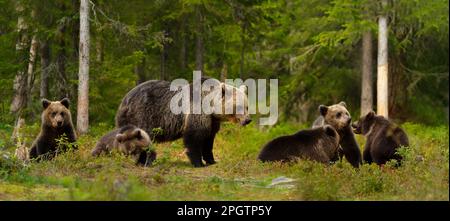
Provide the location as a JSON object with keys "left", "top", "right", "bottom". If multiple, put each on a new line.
{"left": 0, "top": 122, "right": 448, "bottom": 201}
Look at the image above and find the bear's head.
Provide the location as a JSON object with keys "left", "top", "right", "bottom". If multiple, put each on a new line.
{"left": 318, "top": 101, "right": 352, "bottom": 130}
{"left": 352, "top": 111, "right": 376, "bottom": 135}
{"left": 205, "top": 80, "right": 251, "bottom": 126}
{"left": 42, "top": 98, "right": 72, "bottom": 128}
{"left": 115, "top": 125, "right": 151, "bottom": 155}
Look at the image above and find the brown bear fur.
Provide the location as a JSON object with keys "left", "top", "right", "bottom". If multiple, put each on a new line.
{"left": 29, "top": 98, "right": 77, "bottom": 160}
{"left": 258, "top": 125, "right": 340, "bottom": 163}
{"left": 352, "top": 111, "right": 409, "bottom": 165}
{"left": 92, "top": 125, "right": 156, "bottom": 166}
{"left": 312, "top": 101, "right": 362, "bottom": 168}
{"left": 115, "top": 78, "right": 252, "bottom": 167}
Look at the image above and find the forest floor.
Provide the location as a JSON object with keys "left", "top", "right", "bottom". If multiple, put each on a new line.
{"left": 0, "top": 122, "right": 448, "bottom": 200}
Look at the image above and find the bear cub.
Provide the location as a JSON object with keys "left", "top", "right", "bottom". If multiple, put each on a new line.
{"left": 312, "top": 101, "right": 362, "bottom": 168}
{"left": 29, "top": 98, "right": 77, "bottom": 161}
{"left": 352, "top": 111, "right": 409, "bottom": 166}
{"left": 258, "top": 125, "right": 340, "bottom": 164}
{"left": 92, "top": 125, "right": 157, "bottom": 166}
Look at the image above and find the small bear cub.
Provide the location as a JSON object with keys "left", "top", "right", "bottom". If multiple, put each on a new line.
{"left": 258, "top": 125, "right": 340, "bottom": 164}
{"left": 92, "top": 125, "right": 156, "bottom": 166}
{"left": 352, "top": 111, "right": 409, "bottom": 166}
{"left": 29, "top": 98, "right": 77, "bottom": 161}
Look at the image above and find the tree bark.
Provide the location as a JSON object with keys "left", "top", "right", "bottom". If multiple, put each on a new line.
{"left": 360, "top": 31, "right": 373, "bottom": 116}
{"left": 135, "top": 57, "right": 146, "bottom": 85}
{"left": 40, "top": 40, "right": 50, "bottom": 99}
{"left": 10, "top": 3, "right": 29, "bottom": 115}
{"left": 240, "top": 23, "right": 246, "bottom": 79}
{"left": 26, "top": 35, "right": 39, "bottom": 97}
{"left": 195, "top": 6, "right": 204, "bottom": 72}
{"left": 377, "top": 0, "right": 389, "bottom": 118}
{"left": 160, "top": 29, "right": 168, "bottom": 80}
{"left": 55, "top": 6, "right": 69, "bottom": 98}
{"left": 77, "top": 0, "right": 90, "bottom": 135}
{"left": 96, "top": 38, "right": 103, "bottom": 63}
{"left": 179, "top": 16, "right": 187, "bottom": 71}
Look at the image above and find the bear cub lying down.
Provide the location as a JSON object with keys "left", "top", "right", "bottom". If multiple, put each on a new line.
{"left": 92, "top": 125, "right": 157, "bottom": 166}
{"left": 258, "top": 125, "right": 340, "bottom": 164}
{"left": 352, "top": 111, "right": 409, "bottom": 166}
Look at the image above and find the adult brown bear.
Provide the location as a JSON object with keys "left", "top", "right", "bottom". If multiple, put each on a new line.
{"left": 115, "top": 78, "right": 251, "bottom": 167}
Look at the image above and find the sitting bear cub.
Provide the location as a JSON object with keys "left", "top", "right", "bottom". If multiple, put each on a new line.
{"left": 29, "top": 98, "right": 77, "bottom": 161}
{"left": 258, "top": 125, "right": 340, "bottom": 164}
{"left": 92, "top": 125, "right": 156, "bottom": 166}
{"left": 352, "top": 111, "right": 409, "bottom": 166}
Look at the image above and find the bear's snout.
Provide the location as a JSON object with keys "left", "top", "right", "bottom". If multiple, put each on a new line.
{"left": 57, "top": 121, "right": 63, "bottom": 127}
{"left": 347, "top": 117, "right": 352, "bottom": 125}
{"left": 241, "top": 118, "right": 252, "bottom": 126}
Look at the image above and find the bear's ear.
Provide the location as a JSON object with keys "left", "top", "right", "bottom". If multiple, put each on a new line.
{"left": 366, "top": 111, "right": 375, "bottom": 119}
{"left": 239, "top": 85, "right": 247, "bottom": 93}
{"left": 319, "top": 105, "right": 328, "bottom": 116}
{"left": 116, "top": 134, "right": 125, "bottom": 143}
{"left": 42, "top": 99, "right": 51, "bottom": 109}
{"left": 133, "top": 129, "right": 142, "bottom": 139}
{"left": 338, "top": 101, "right": 347, "bottom": 108}
{"left": 60, "top": 98, "right": 70, "bottom": 108}
{"left": 324, "top": 125, "right": 336, "bottom": 137}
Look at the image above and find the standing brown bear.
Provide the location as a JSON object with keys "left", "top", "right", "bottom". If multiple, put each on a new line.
{"left": 312, "top": 101, "right": 362, "bottom": 168}
{"left": 29, "top": 98, "right": 77, "bottom": 160}
{"left": 91, "top": 125, "right": 157, "bottom": 166}
{"left": 258, "top": 125, "right": 340, "bottom": 164}
{"left": 115, "top": 78, "right": 251, "bottom": 167}
{"left": 352, "top": 111, "right": 409, "bottom": 165}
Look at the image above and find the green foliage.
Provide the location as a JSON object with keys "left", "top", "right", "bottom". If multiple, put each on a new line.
{"left": 0, "top": 122, "right": 447, "bottom": 200}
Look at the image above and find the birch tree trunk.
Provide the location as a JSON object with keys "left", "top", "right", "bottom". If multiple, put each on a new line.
{"left": 77, "top": 0, "right": 90, "bottom": 134}
{"left": 377, "top": 0, "right": 389, "bottom": 118}
{"left": 361, "top": 31, "right": 373, "bottom": 116}
{"left": 26, "top": 35, "right": 38, "bottom": 96}
{"left": 10, "top": 3, "right": 29, "bottom": 115}
{"left": 55, "top": 8, "right": 69, "bottom": 98}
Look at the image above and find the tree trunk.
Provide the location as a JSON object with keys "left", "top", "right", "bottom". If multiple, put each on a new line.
{"left": 96, "top": 38, "right": 103, "bottom": 63}
{"left": 377, "top": 0, "right": 389, "bottom": 118}
{"left": 160, "top": 30, "right": 168, "bottom": 80}
{"left": 10, "top": 3, "right": 29, "bottom": 115}
{"left": 195, "top": 6, "right": 204, "bottom": 72}
{"left": 179, "top": 16, "right": 187, "bottom": 71}
{"left": 77, "top": 0, "right": 90, "bottom": 135}
{"left": 240, "top": 23, "right": 246, "bottom": 79}
{"left": 135, "top": 57, "right": 146, "bottom": 85}
{"left": 26, "top": 35, "right": 39, "bottom": 97}
{"left": 40, "top": 40, "right": 50, "bottom": 99}
{"left": 220, "top": 63, "right": 228, "bottom": 82}
{"left": 56, "top": 11, "right": 68, "bottom": 98}
{"left": 360, "top": 31, "right": 373, "bottom": 116}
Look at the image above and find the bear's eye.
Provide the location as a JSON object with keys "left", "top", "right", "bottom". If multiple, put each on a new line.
{"left": 336, "top": 112, "right": 342, "bottom": 118}
{"left": 52, "top": 112, "right": 57, "bottom": 117}
{"left": 60, "top": 112, "right": 64, "bottom": 117}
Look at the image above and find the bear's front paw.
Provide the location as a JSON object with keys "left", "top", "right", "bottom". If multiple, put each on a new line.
{"left": 192, "top": 162, "right": 206, "bottom": 168}
{"left": 205, "top": 160, "right": 216, "bottom": 166}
